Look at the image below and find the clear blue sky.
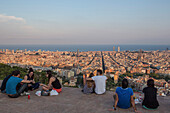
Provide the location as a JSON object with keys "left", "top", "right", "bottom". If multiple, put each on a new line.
{"left": 0, "top": 0, "right": 170, "bottom": 45}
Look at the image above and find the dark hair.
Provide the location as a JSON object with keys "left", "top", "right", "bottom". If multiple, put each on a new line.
{"left": 28, "top": 68, "right": 34, "bottom": 79}
{"left": 147, "top": 79, "right": 154, "bottom": 87}
{"left": 47, "top": 70, "right": 52, "bottom": 82}
{"left": 122, "top": 79, "right": 128, "bottom": 89}
{"left": 11, "top": 71, "right": 15, "bottom": 75}
{"left": 89, "top": 73, "right": 94, "bottom": 78}
{"left": 97, "top": 69, "right": 102, "bottom": 75}
{"left": 28, "top": 68, "right": 34, "bottom": 73}
{"left": 13, "top": 70, "right": 20, "bottom": 76}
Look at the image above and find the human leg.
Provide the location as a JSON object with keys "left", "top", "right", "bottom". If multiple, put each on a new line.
{"left": 31, "top": 82, "right": 40, "bottom": 90}
{"left": 142, "top": 105, "right": 157, "bottom": 110}
{"left": 17, "top": 83, "right": 28, "bottom": 95}
{"left": 42, "top": 86, "right": 49, "bottom": 91}
{"left": 53, "top": 88, "right": 62, "bottom": 93}
{"left": 8, "top": 94, "right": 20, "bottom": 98}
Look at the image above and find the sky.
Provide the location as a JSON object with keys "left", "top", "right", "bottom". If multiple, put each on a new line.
{"left": 0, "top": 0, "right": 170, "bottom": 45}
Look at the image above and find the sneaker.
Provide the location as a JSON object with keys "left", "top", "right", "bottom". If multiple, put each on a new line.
{"left": 21, "top": 92, "right": 30, "bottom": 96}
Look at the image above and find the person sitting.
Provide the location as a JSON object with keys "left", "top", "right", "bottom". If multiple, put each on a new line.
{"left": 142, "top": 79, "right": 159, "bottom": 110}
{"left": 0, "top": 71, "right": 14, "bottom": 93}
{"left": 82, "top": 73, "right": 95, "bottom": 94}
{"left": 113, "top": 79, "right": 140, "bottom": 113}
{"left": 6, "top": 70, "right": 33, "bottom": 98}
{"left": 24, "top": 68, "right": 40, "bottom": 90}
{"left": 86, "top": 69, "right": 107, "bottom": 95}
{"left": 41, "top": 70, "right": 62, "bottom": 96}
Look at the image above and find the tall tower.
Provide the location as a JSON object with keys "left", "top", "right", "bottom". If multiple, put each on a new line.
{"left": 77, "top": 49, "right": 80, "bottom": 74}
{"left": 138, "top": 49, "right": 142, "bottom": 61}
{"left": 12, "top": 50, "right": 15, "bottom": 54}
{"left": 113, "top": 46, "right": 115, "bottom": 51}
{"left": 6, "top": 49, "right": 9, "bottom": 54}
{"left": 77, "top": 49, "right": 79, "bottom": 57}
{"left": 140, "top": 49, "right": 142, "bottom": 55}
{"left": 118, "top": 46, "right": 120, "bottom": 52}
{"left": 3, "top": 49, "right": 5, "bottom": 52}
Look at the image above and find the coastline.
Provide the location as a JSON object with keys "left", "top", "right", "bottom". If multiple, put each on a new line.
{"left": 0, "top": 44, "right": 170, "bottom": 52}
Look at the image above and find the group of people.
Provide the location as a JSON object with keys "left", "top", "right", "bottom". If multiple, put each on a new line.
{"left": 82, "top": 69, "right": 107, "bottom": 95}
{"left": 1, "top": 68, "right": 159, "bottom": 112}
{"left": 0, "top": 68, "right": 62, "bottom": 98}
{"left": 113, "top": 78, "right": 159, "bottom": 112}
{"left": 82, "top": 69, "right": 159, "bottom": 112}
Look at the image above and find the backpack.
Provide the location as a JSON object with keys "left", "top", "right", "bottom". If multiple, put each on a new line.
{"left": 0, "top": 75, "right": 12, "bottom": 92}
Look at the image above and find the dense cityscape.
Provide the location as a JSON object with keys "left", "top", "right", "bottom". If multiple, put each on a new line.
{"left": 0, "top": 47, "right": 170, "bottom": 96}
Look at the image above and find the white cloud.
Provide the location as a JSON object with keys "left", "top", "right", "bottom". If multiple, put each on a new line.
{"left": 0, "top": 14, "right": 40, "bottom": 40}
{"left": 0, "top": 14, "right": 25, "bottom": 23}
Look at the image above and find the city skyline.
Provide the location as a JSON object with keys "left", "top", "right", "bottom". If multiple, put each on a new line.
{"left": 0, "top": 0, "right": 170, "bottom": 45}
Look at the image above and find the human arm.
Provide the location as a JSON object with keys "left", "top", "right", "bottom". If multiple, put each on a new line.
{"left": 83, "top": 75, "right": 86, "bottom": 85}
{"left": 47, "top": 77, "right": 55, "bottom": 89}
{"left": 86, "top": 78, "right": 93, "bottom": 81}
{"left": 24, "top": 75, "right": 28, "bottom": 80}
{"left": 40, "top": 83, "right": 46, "bottom": 86}
{"left": 24, "top": 75, "right": 35, "bottom": 86}
{"left": 108, "top": 93, "right": 118, "bottom": 111}
{"left": 105, "top": 76, "right": 108, "bottom": 84}
{"left": 32, "top": 79, "right": 35, "bottom": 84}
{"left": 21, "top": 80, "right": 33, "bottom": 83}
{"left": 131, "top": 95, "right": 138, "bottom": 112}
{"left": 114, "top": 93, "right": 119, "bottom": 110}
{"left": 41, "top": 84, "right": 48, "bottom": 89}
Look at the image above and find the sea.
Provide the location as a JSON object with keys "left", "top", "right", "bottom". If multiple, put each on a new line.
{"left": 0, "top": 45, "right": 169, "bottom": 52}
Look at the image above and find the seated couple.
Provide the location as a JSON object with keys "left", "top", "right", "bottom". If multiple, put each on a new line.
{"left": 0, "top": 69, "right": 62, "bottom": 98}
{"left": 112, "top": 79, "right": 159, "bottom": 112}
{"left": 1, "top": 68, "right": 40, "bottom": 95}
{"left": 82, "top": 69, "right": 107, "bottom": 95}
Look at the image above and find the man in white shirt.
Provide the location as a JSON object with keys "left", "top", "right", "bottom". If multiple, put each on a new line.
{"left": 86, "top": 69, "right": 107, "bottom": 94}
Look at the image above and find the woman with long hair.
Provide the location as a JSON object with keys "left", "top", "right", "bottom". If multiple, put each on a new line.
{"left": 24, "top": 68, "right": 40, "bottom": 90}
{"left": 142, "top": 79, "right": 159, "bottom": 109}
{"left": 41, "top": 70, "right": 62, "bottom": 95}
{"left": 82, "top": 73, "right": 95, "bottom": 94}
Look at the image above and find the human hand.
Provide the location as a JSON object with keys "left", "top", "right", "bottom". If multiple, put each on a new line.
{"left": 32, "top": 81, "right": 35, "bottom": 84}
{"left": 108, "top": 107, "right": 116, "bottom": 111}
{"left": 29, "top": 80, "right": 33, "bottom": 83}
{"left": 40, "top": 83, "right": 44, "bottom": 86}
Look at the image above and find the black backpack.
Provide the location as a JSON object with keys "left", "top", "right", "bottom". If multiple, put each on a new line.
{"left": 0, "top": 75, "right": 12, "bottom": 92}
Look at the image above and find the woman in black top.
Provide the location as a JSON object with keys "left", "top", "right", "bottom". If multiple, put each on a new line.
{"left": 42, "top": 70, "right": 62, "bottom": 94}
{"left": 24, "top": 68, "right": 40, "bottom": 90}
{"left": 142, "top": 79, "right": 159, "bottom": 109}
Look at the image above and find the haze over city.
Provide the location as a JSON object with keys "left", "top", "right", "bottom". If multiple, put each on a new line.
{"left": 0, "top": 0, "right": 170, "bottom": 45}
